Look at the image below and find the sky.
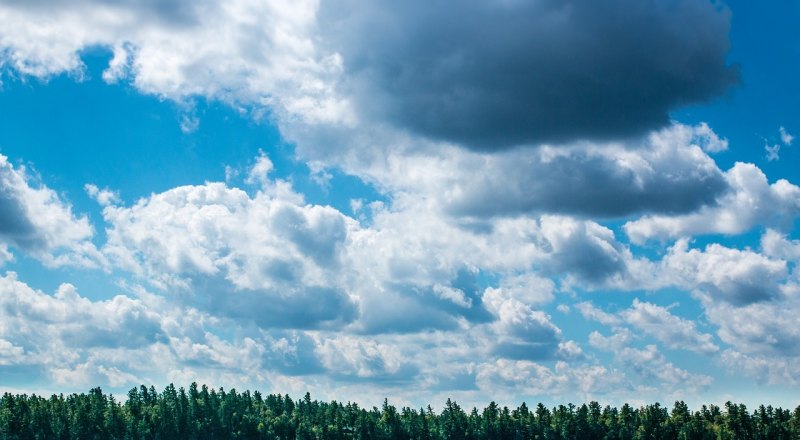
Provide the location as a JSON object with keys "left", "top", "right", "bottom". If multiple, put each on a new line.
{"left": 0, "top": 0, "right": 799, "bottom": 410}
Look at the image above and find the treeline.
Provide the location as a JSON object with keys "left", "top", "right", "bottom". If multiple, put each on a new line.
{"left": 2, "top": 384, "right": 800, "bottom": 440}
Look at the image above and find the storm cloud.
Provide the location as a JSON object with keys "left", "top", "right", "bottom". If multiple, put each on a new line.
{"left": 321, "top": 0, "right": 738, "bottom": 149}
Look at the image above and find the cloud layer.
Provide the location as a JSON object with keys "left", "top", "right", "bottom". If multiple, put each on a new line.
{"left": 0, "top": 0, "right": 799, "bottom": 409}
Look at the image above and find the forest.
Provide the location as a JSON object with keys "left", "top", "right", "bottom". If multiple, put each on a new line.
{"left": 1, "top": 384, "right": 800, "bottom": 440}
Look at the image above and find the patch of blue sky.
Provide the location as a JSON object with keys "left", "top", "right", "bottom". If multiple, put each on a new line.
{"left": 1, "top": 251, "right": 127, "bottom": 303}
{"left": 672, "top": 0, "right": 800, "bottom": 181}
{"left": 0, "top": 48, "right": 385, "bottom": 222}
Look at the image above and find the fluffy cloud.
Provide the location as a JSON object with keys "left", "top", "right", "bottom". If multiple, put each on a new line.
{"left": 100, "top": 179, "right": 358, "bottom": 330}
{"left": 437, "top": 124, "right": 729, "bottom": 219}
{"left": 0, "top": 0, "right": 347, "bottom": 125}
{"left": 708, "top": 301, "right": 800, "bottom": 357}
{"left": 483, "top": 287, "right": 567, "bottom": 361}
{"left": 315, "top": 335, "right": 418, "bottom": 384}
{"left": 664, "top": 240, "right": 787, "bottom": 305}
{"left": 620, "top": 300, "right": 718, "bottom": 354}
{"left": 0, "top": 155, "right": 100, "bottom": 267}
{"left": 626, "top": 163, "right": 800, "bottom": 243}
{"left": 475, "top": 359, "right": 628, "bottom": 400}
{"left": 0, "top": 271, "right": 165, "bottom": 387}
{"left": 720, "top": 350, "right": 800, "bottom": 386}
{"left": 616, "top": 345, "right": 712, "bottom": 392}
{"left": 580, "top": 300, "right": 718, "bottom": 354}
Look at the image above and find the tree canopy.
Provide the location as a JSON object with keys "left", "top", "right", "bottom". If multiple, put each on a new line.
{"left": 1, "top": 384, "right": 799, "bottom": 440}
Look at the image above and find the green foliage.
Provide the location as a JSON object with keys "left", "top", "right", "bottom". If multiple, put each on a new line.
{"left": 0, "top": 385, "right": 798, "bottom": 440}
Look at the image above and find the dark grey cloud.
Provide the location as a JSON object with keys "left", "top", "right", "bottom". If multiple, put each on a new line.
{"left": 446, "top": 147, "right": 728, "bottom": 219}
{"left": 321, "top": 0, "right": 738, "bottom": 149}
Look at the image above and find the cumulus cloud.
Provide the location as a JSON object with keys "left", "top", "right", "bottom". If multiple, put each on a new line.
{"left": 0, "top": 271, "right": 166, "bottom": 387}
{"left": 617, "top": 345, "right": 712, "bottom": 392}
{"left": 664, "top": 240, "right": 787, "bottom": 305}
{"left": 620, "top": 300, "right": 718, "bottom": 354}
{"left": 100, "top": 181, "right": 358, "bottom": 330}
{"left": 761, "top": 228, "right": 800, "bottom": 261}
{"left": 312, "top": 123, "right": 729, "bottom": 224}
{"left": 625, "top": 163, "right": 800, "bottom": 243}
{"left": 539, "top": 216, "right": 630, "bottom": 283}
{"left": 483, "top": 288, "right": 564, "bottom": 361}
{"left": 0, "top": 0, "right": 348, "bottom": 125}
{"left": 319, "top": 0, "right": 737, "bottom": 149}
{"left": 475, "top": 359, "right": 628, "bottom": 400}
{"left": 720, "top": 350, "right": 800, "bottom": 386}
{"left": 580, "top": 299, "right": 718, "bottom": 354}
{"left": 316, "top": 335, "right": 418, "bottom": 384}
{"left": 703, "top": 297, "right": 800, "bottom": 357}
{"left": 576, "top": 302, "right": 622, "bottom": 327}
{"left": 0, "top": 155, "right": 100, "bottom": 267}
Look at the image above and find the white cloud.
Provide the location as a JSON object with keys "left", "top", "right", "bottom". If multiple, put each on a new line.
{"left": 620, "top": 299, "right": 718, "bottom": 354}
{"left": 626, "top": 162, "right": 800, "bottom": 243}
{"left": 617, "top": 345, "right": 712, "bottom": 391}
{"left": 576, "top": 302, "right": 622, "bottom": 327}
{"left": 761, "top": 228, "right": 800, "bottom": 261}
{"left": 663, "top": 240, "right": 787, "bottom": 305}
{"left": 100, "top": 181, "right": 358, "bottom": 329}
{"left": 0, "top": 155, "right": 101, "bottom": 267}
{"left": 580, "top": 299, "right": 718, "bottom": 354}
{"left": 720, "top": 350, "right": 800, "bottom": 386}
{"left": 780, "top": 126, "right": 794, "bottom": 146}
{"left": 475, "top": 359, "right": 628, "bottom": 401}
{"left": 0, "top": 0, "right": 351, "bottom": 127}
{"left": 588, "top": 329, "right": 633, "bottom": 352}
{"left": 0, "top": 271, "right": 167, "bottom": 388}
{"left": 85, "top": 183, "right": 120, "bottom": 207}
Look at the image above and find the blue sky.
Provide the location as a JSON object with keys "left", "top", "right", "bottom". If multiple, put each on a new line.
{"left": 0, "top": 0, "right": 799, "bottom": 410}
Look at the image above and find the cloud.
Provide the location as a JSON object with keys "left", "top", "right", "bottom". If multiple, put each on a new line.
{"left": 539, "top": 216, "right": 630, "bottom": 283}
{"left": 0, "top": 271, "right": 167, "bottom": 388}
{"left": 475, "top": 359, "right": 628, "bottom": 400}
{"left": 702, "top": 295, "right": 800, "bottom": 357}
{"left": 484, "top": 287, "right": 564, "bottom": 361}
{"left": 664, "top": 240, "right": 787, "bottom": 305}
{"left": 720, "top": 350, "right": 800, "bottom": 386}
{"left": 0, "top": 0, "right": 736, "bottom": 154}
{"left": 0, "top": 155, "right": 100, "bottom": 267}
{"left": 100, "top": 180, "right": 359, "bottom": 330}
{"left": 588, "top": 329, "right": 633, "bottom": 352}
{"left": 311, "top": 123, "right": 729, "bottom": 225}
{"left": 316, "top": 335, "right": 419, "bottom": 384}
{"left": 576, "top": 302, "right": 622, "bottom": 327}
{"left": 625, "top": 162, "right": 800, "bottom": 243}
{"left": 319, "top": 0, "right": 737, "bottom": 150}
{"left": 780, "top": 126, "right": 794, "bottom": 146}
{"left": 620, "top": 300, "right": 718, "bottom": 354}
{"left": 761, "top": 228, "right": 800, "bottom": 261}
{"left": 0, "top": 0, "right": 347, "bottom": 124}
{"left": 765, "top": 126, "right": 794, "bottom": 162}
{"left": 581, "top": 299, "right": 718, "bottom": 354}
{"left": 617, "top": 345, "right": 712, "bottom": 392}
